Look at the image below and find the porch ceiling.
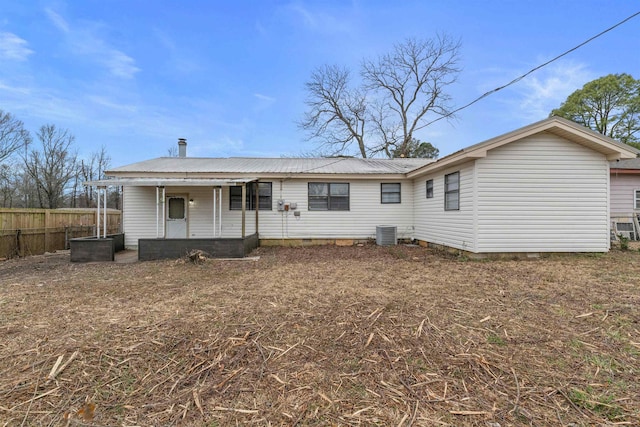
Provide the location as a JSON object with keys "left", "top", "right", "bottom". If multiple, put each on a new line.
{"left": 83, "top": 177, "right": 258, "bottom": 187}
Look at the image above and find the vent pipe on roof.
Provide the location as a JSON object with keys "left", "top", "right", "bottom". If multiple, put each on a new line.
{"left": 178, "top": 138, "right": 187, "bottom": 158}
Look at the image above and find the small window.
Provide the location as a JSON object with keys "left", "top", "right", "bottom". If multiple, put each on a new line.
{"left": 426, "top": 179, "right": 433, "bottom": 199}
{"left": 635, "top": 189, "right": 640, "bottom": 210}
{"left": 168, "top": 197, "right": 185, "bottom": 219}
{"left": 230, "top": 182, "right": 272, "bottom": 210}
{"left": 308, "top": 182, "right": 349, "bottom": 211}
{"left": 444, "top": 172, "right": 459, "bottom": 211}
{"left": 381, "top": 183, "right": 401, "bottom": 204}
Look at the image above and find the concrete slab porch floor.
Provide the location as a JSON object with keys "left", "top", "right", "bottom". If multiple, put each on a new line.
{"left": 114, "top": 250, "right": 138, "bottom": 263}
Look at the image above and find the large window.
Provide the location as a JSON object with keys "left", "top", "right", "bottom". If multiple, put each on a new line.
{"left": 426, "top": 179, "right": 434, "bottom": 199}
{"left": 381, "top": 183, "right": 401, "bottom": 204}
{"left": 308, "top": 182, "right": 349, "bottom": 210}
{"left": 635, "top": 189, "right": 640, "bottom": 210}
{"left": 444, "top": 172, "right": 459, "bottom": 211}
{"left": 230, "top": 182, "right": 272, "bottom": 210}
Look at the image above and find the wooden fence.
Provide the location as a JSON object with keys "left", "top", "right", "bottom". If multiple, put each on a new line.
{"left": 0, "top": 208, "right": 121, "bottom": 259}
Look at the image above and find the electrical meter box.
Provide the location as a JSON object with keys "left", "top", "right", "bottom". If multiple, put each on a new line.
{"left": 277, "top": 199, "right": 285, "bottom": 211}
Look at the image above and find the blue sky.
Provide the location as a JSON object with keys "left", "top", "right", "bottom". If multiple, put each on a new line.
{"left": 1, "top": 1, "right": 639, "bottom": 167}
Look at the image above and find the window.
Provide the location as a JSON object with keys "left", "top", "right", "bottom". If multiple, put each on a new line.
{"left": 426, "top": 179, "right": 433, "bottom": 199}
{"left": 635, "top": 189, "right": 640, "bottom": 210}
{"left": 381, "top": 183, "right": 401, "bottom": 204}
{"left": 230, "top": 182, "right": 272, "bottom": 210}
{"left": 308, "top": 182, "right": 349, "bottom": 210}
{"left": 168, "top": 197, "right": 185, "bottom": 219}
{"left": 444, "top": 172, "right": 459, "bottom": 211}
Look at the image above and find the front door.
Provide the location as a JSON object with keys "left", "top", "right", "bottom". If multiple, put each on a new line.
{"left": 166, "top": 196, "right": 187, "bottom": 238}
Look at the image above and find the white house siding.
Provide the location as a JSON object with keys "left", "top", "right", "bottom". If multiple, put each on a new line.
{"left": 123, "top": 179, "right": 415, "bottom": 245}
{"left": 251, "top": 179, "right": 416, "bottom": 240}
{"left": 610, "top": 173, "right": 640, "bottom": 217}
{"left": 122, "top": 186, "right": 158, "bottom": 248}
{"left": 412, "top": 162, "right": 476, "bottom": 252}
{"left": 475, "top": 133, "right": 609, "bottom": 252}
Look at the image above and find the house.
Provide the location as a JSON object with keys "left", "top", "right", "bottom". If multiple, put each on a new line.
{"left": 87, "top": 117, "right": 638, "bottom": 259}
{"left": 610, "top": 158, "right": 640, "bottom": 239}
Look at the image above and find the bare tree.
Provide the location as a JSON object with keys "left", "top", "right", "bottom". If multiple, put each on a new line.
{"left": 0, "top": 162, "right": 18, "bottom": 207}
{"left": 75, "top": 146, "right": 112, "bottom": 207}
{"left": 300, "top": 36, "right": 460, "bottom": 158}
{"left": 23, "top": 124, "right": 78, "bottom": 209}
{"left": 167, "top": 145, "right": 178, "bottom": 157}
{"left": 0, "top": 110, "right": 31, "bottom": 163}
{"left": 300, "top": 65, "right": 368, "bottom": 157}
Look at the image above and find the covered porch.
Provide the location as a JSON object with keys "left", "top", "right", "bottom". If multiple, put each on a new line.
{"left": 80, "top": 177, "right": 262, "bottom": 261}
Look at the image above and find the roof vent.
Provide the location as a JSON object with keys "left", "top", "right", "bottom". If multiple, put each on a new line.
{"left": 376, "top": 225, "right": 397, "bottom": 246}
{"left": 178, "top": 138, "right": 187, "bottom": 158}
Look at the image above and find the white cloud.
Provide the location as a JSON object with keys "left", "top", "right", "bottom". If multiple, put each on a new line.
{"left": 515, "top": 61, "right": 594, "bottom": 120}
{"left": 282, "top": 2, "right": 352, "bottom": 34}
{"left": 44, "top": 8, "right": 140, "bottom": 79}
{"left": 45, "top": 8, "right": 70, "bottom": 33}
{"left": 103, "top": 49, "right": 140, "bottom": 79}
{"left": 0, "top": 32, "right": 33, "bottom": 61}
{"left": 254, "top": 93, "right": 276, "bottom": 102}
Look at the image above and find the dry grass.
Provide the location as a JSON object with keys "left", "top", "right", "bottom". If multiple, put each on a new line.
{"left": 1, "top": 244, "right": 639, "bottom": 426}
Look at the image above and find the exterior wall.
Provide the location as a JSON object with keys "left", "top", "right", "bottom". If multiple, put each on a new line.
{"left": 122, "top": 179, "right": 415, "bottom": 246}
{"left": 610, "top": 173, "right": 640, "bottom": 217}
{"left": 227, "top": 179, "right": 415, "bottom": 240}
{"left": 122, "top": 186, "right": 158, "bottom": 248}
{"left": 412, "top": 161, "right": 476, "bottom": 252}
{"left": 475, "top": 133, "right": 610, "bottom": 252}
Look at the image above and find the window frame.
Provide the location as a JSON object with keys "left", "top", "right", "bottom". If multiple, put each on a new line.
{"left": 308, "top": 182, "right": 350, "bottom": 211}
{"left": 426, "top": 179, "right": 434, "bottom": 199}
{"left": 444, "top": 172, "right": 460, "bottom": 211}
{"left": 229, "top": 182, "right": 272, "bottom": 211}
{"left": 635, "top": 189, "right": 640, "bottom": 210}
{"left": 381, "top": 183, "right": 401, "bottom": 204}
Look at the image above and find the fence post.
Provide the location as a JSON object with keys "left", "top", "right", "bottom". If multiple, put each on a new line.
{"left": 44, "top": 210, "right": 50, "bottom": 252}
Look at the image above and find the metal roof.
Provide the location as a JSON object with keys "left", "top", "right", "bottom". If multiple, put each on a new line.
{"left": 106, "top": 157, "right": 433, "bottom": 176}
{"left": 84, "top": 177, "right": 258, "bottom": 187}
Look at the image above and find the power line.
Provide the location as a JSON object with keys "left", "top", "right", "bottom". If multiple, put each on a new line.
{"left": 425, "top": 9, "right": 640, "bottom": 127}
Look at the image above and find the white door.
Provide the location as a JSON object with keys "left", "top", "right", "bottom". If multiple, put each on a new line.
{"left": 166, "top": 196, "right": 187, "bottom": 238}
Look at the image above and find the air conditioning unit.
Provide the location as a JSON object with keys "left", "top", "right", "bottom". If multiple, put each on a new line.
{"left": 376, "top": 225, "right": 397, "bottom": 246}
{"left": 615, "top": 222, "right": 636, "bottom": 240}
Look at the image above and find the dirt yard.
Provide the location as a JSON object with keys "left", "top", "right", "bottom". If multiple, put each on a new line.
{"left": 1, "top": 244, "right": 639, "bottom": 426}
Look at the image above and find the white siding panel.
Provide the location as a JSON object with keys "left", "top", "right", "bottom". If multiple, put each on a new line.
{"left": 610, "top": 173, "right": 640, "bottom": 216}
{"left": 257, "top": 179, "right": 416, "bottom": 239}
{"left": 476, "top": 133, "right": 609, "bottom": 252}
{"left": 122, "top": 179, "right": 416, "bottom": 243}
{"left": 122, "top": 186, "right": 158, "bottom": 248}
{"left": 413, "top": 162, "right": 476, "bottom": 252}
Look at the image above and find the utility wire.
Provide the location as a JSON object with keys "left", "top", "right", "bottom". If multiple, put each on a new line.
{"left": 425, "top": 10, "right": 640, "bottom": 127}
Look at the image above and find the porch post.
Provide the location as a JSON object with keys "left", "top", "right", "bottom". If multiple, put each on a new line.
{"left": 218, "top": 188, "right": 222, "bottom": 237}
{"left": 155, "top": 186, "right": 159, "bottom": 238}
{"left": 96, "top": 186, "right": 101, "bottom": 238}
{"left": 102, "top": 187, "right": 107, "bottom": 238}
{"left": 241, "top": 183, "right": 246, "bottom": 238}
{"left": 255, "top": 182, "right": 259, "bottom": 237}
{"left": 212, "top": 187, "right": 216, "bottom": 238}
{"left": 161, "top": 186, "right": 166, "bottom": 238}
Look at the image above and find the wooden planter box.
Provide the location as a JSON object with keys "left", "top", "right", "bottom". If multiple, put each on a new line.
{"left": 138, "top": 233, "right": 259, "bottom": 261}
{"left": 70, "top": 234, "right": 125, "bottom": 262}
